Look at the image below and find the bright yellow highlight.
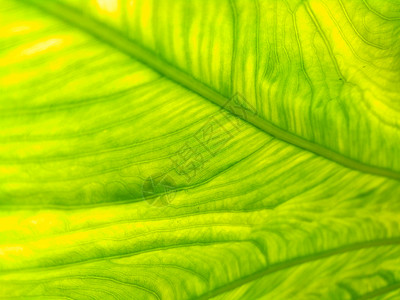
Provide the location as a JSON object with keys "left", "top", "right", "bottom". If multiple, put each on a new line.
{"left": 97, "top": 0, "right": 118, "bottom": 13}
{"left": 0, "top": 246, "right": 23, "bottom": 256}
{"left": 1, "top": 22, "right": 36, "bottom": 38}
{"left": 21, "top": 38, "right": 63, "bottom": 56}
{"left": 11, "top": 25, "right": 30, "bottom": 33}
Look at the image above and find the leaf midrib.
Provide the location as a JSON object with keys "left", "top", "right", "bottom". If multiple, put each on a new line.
{"left": 22, "top": 0, "right": 400, "bottom": 182}
{"left": 10, "top": 2, "right": 400, "bottom": 298}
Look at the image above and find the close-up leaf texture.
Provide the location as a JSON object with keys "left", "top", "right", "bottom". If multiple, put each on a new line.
{"left": 1, "top": 0, "right": 400, "bottom": 299}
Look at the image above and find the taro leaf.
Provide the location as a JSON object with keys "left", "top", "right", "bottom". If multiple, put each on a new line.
{"left": 1, "top": 0, "right": 400, "bottom": 299}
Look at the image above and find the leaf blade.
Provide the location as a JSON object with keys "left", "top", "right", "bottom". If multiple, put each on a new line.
{"left": 1, "top": 1, "right": 400, "bottom": 299}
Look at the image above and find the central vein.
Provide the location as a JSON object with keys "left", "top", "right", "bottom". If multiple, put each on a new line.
{"left": 23, "top": 0, "right": 400, "bottom": 182}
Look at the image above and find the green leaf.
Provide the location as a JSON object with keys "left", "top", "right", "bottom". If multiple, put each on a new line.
{"left": 55, "top": 0, "right": 400, "bottom": 175}
{"left": 1, "top": 0, "right": 400, "bottom": 299}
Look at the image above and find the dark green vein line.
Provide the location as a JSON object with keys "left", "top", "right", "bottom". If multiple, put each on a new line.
{"left": 229, "top": 0, "right": 238, "bottom": 96}
{"left": 196, "top": 237, "right": 400, "bottom": 300}
{"left": 362, "top": 0, "right": 400, "bottom": 21}
{"left": 22, "top": 0, "right": 400, "bottom": 182}
{"left": 358, "top": 282, "right": 400, "bottom": 299}
{"left": 6, "top": 275, "right": 161, "bottom": 300}
{"left": 0, "top": 240, "right": 239, "bottom": 273}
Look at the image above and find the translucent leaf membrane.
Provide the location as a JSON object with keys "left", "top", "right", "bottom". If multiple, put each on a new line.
{"left": 1, "top": 1, "right": 400, "bottom": 299}
{"left": 56, "top": 0, "right": 400, "bottom": 173}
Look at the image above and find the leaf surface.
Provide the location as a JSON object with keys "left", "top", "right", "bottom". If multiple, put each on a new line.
{"left": 54, "top": 0, "right": 400, "bottom": 174}
{"left": 1, "top": 1, "right": 400, "bottom": 299}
